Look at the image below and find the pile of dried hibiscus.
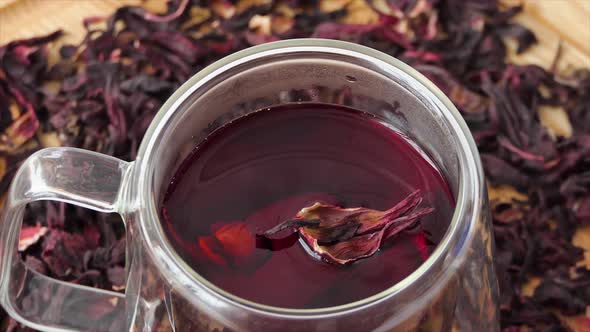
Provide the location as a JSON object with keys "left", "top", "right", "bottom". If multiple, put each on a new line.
{"left": 1, "top": 0, "right": 589, "bottom": 331}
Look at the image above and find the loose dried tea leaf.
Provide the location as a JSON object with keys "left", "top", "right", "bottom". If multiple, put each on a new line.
{"left": 260, "top": 190, "right": 433, "bottom": 264}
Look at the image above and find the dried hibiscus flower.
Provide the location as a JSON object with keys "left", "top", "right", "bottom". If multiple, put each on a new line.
{"left": 259, "top": 190, "right": 433, "bottom": 264}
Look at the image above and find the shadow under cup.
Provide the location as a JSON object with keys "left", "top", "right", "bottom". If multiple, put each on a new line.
{"left": 136, "top": 40, "right": 499, "bottom": 331}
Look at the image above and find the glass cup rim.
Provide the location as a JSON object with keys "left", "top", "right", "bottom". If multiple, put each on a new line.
{"left": 132, "top": 39, "right": 484, "bottom": 318}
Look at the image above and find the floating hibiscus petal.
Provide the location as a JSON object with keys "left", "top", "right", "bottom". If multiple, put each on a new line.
{"left": 260, "top": 190, "right": 434, "bottom": 264}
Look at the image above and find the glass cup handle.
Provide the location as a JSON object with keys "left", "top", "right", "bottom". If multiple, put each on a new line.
{"left": 0, "top": 147, "right": 132, "bottom": 332}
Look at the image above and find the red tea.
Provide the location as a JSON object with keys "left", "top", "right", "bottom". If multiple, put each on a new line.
{"left": 161, "top": 103, "right": 455, "bottom": 309}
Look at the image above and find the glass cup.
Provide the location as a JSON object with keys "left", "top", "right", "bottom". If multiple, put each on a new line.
{"left": 0, "top": 39, "right": 499, "bottom": 332}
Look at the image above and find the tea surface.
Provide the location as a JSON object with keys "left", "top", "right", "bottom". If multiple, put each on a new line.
{"left": 161, "top": 103, "right": 455, "bottom": 308}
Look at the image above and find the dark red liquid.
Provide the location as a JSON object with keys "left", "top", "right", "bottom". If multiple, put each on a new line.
{"left": 161, "top": 103, "right": 455, "bottom": 309}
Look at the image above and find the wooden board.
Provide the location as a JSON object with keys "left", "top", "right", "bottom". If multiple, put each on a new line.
{"left": 502, "top": 0, "right": 590, "bottom": 73}
{"left": 0, "top": 0, "right": 168, "bottom": 45}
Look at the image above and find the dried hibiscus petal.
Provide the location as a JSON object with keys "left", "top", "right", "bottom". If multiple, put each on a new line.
{"left": 310, "top": 231, "right": 384, "bottom": 264}
{"left": 198, "top": 236, "right": 228, "bottom": 266}
{"left": 412, "top": 231, "right": 430, "bottom": 261}
{"left": 214, "top": 222, "right": 255, "bottom": 258}
{"left": 18, "top": 224, "right": 48, "bottom": 252}
{"left": 198, "top": 221, "right": 257, "bottom": 266}
{"left": 260, "top": 190, "right": 433, "bottom": 264}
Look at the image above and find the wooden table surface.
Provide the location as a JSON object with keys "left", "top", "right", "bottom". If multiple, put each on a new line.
{"left": 1, "top": 0, "right": 589, "bottom": 331}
